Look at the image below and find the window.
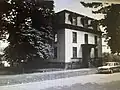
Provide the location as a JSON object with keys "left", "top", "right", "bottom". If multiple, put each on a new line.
{"left": 73, "top": 47, "right": 77, "bottom": 58}
{"left": 54, "top": 47, "right": 57, "bottom": 58}
{"left": 84, "top": 34, "right": 88, "bottom": 44}
{"left": 54, "top": 33, "right": 58, "bottom": 43}
{"left": 95, "top": 36, "right": 97, "bottom": 44}
{"left": 73, "top": 32, "right": 77, "bottom": 43}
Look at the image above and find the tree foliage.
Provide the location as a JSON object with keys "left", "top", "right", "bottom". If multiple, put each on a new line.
{"left": 81, "top": 2, "right": 120, "bottom": 54}
{"left": 102, "top": 52, "right": 120, "bottom": 62}
{"left": 0, "top": 0, "right": 54, "bottom": 63}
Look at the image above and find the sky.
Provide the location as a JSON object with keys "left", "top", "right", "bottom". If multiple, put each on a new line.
{"left": 54, "top": 0, "right": 120, "bottom": 19}
{"left": 54, "top": 0, "right": 105, "bottom": 20}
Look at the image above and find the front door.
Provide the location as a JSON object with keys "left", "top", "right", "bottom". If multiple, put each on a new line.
{"left": 82, "top": 45, "right": 91, "bottom": 68}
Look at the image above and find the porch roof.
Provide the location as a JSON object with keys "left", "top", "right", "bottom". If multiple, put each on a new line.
{"left": 81, "top": 44, "right": 97, "bottom": 48}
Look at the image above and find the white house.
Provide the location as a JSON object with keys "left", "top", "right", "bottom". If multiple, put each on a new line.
{"left": 49, "top": 10, "right": 102, "bottom": 69}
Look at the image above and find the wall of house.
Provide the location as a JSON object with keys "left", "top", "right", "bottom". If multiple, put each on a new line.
{"left": 65, "top": 28, "right": 102, "bottom": 63}
{"left": 65, "top": 28, "right": 83, "bottom": 63}
{"left": 56, "top": 12, "right": 65, "bottom": 25}
{"left": 49, "top": 29, "right": 65, "bottom": 63}
{"left": 49, "top": 10, "right": 102, "bottom": 68}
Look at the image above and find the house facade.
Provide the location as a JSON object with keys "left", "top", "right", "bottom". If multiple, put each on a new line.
{"left": 49, "top": 10, "right": 102, "bottom": 69}
{"left": 102, "top": 35, "right": 111, "bottom": 53}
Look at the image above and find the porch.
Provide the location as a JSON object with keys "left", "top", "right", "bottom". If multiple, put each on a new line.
{"left": 66, "top": 57, "right": 102, "bottom": 69}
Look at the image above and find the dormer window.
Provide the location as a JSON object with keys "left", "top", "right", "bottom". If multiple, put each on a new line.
{"left": 68, "top": 14, "right": 72, "bottom": 23}
{"left": 81, "top": 17, "right": 88, "bottom": 28}
{"left": 68, "top": 14, "right": 77, "bottom": 25}
{"left": 91, "top": 20, "right": 98, "bottom": 30}
{"left": 72, "top": 17, "right": 77, "bottom": 25}
{"left": 87, "top": 20, "right": 93, "bottom": 29}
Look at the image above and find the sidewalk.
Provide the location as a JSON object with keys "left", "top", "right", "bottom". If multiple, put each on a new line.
{"left": 0, "top": 73, "right": 113, "bottom": 90}
{"left": 0, "top": 68, "right": 97, "bottom": 86}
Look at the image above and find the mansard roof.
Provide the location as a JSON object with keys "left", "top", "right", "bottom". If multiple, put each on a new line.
{"left": 56, "top": 9, "right": 95, "bottom": 20}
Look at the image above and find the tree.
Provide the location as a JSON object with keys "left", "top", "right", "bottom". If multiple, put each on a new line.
{"left": 0, "top": 0, "right": 54, "bottom": 64}
{"left": 81, "top": 2, "right": 120, "bottom": 54}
